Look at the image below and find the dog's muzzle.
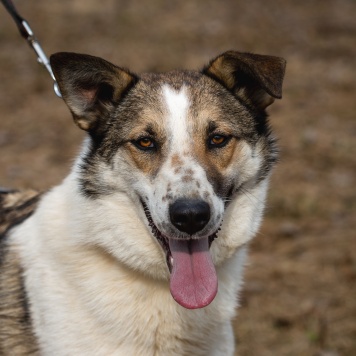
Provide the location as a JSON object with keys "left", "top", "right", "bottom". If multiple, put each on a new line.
{"left": 142, "top": 198, "right": 220, "bottom": 309}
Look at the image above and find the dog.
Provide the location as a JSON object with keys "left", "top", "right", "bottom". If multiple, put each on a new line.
{"left": 0, "top": 50, "right": 285, "bottom": 355}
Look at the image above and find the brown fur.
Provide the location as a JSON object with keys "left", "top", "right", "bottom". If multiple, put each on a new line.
{"left": 0, "top": 190, "right": 41, "bottom": 355}
{"left": 124, "top": 117, "right": 166, "bottom": 177}
{"left": 0, "top": 190, "right": 41, "bottom": 236}
{"left": 50, "top": 52, "right": 137, "bottom": 134}
{"left": 203, "top": 51, "right": 286, "bottom": 109}
{"left": 171, "top": 154, "right": 183, "bottom": 168}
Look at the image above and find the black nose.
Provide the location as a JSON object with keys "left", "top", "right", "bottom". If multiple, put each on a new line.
{"left": 169, "top": 199, "right": 211, "bottom": 235}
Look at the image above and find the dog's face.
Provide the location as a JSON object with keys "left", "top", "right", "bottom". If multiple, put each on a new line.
{"left": 51, "top": 51, "right": 285, "bottom": 309}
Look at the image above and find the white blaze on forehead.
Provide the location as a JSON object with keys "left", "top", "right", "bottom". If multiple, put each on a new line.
{"left": 162, "top": 85, "right": 190, "bottom": 150}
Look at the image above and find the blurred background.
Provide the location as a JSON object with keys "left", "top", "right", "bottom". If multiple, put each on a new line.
{"left": 0, "top": 0, "right": 355, "bottom": 354}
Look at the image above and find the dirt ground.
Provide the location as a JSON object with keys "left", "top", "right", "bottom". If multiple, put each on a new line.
{"left": 0, "top": 0, "right": 355, "bottom": 355}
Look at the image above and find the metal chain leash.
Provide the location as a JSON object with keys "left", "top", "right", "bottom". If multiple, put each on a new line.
{"left": 1, "top": 0, "right": 62, "bottom": 97}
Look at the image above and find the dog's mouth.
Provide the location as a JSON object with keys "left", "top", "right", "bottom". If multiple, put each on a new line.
{"left": 142, "top": 201, "right": 220, "bottom": 309}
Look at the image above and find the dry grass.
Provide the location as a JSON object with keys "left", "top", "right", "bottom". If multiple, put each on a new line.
{"left": 0, "top": 1, "right": 355, "bottom": 354}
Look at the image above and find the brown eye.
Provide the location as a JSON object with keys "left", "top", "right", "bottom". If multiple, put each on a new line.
{"left": 211, "top": 136, "right": 225, "bottom": 145}
{"left": 208, "top": 134, "right": 230, "bottom": 148}
{"left": 133, "top": 137, "right": 157, "bottom": 151}
{"left": 139, "top": 138, "right": 153, "bottom": 147}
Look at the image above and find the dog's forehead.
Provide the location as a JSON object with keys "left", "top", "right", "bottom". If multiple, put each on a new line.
{"left": 126, "top": 72, "right": 192, "bottom": 136}
{"left": 138, "top": 70, "right": 218, "bottom": 112}
{"left": 136, "top": 71, "right": 239, "bottom": 128}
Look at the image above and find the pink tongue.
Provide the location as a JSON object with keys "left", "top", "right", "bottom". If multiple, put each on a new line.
{"left": 169, "top": 238, "right": 218, "bottom": 309}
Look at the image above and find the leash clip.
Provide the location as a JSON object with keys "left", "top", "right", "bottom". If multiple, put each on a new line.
{"left": 20, "top": 20, "right": 62, "bottom": 98}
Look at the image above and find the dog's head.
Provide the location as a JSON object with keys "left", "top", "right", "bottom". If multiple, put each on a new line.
{"left": 51, "top": 51, "right": 285, "bottom": 309}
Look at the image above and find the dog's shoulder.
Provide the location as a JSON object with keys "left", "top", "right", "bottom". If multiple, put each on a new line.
{"left": 0, "top": 188, "right": 41, "bottom": 237}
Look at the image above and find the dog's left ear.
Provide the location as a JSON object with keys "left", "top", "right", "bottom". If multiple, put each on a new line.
{"left": 203, "top": 51, "right": 286, "bottom": 109}
{"left": 50, "top": 52, "right": 137, "bottom": 133}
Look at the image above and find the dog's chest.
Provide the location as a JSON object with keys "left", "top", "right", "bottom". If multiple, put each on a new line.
{"left": 29, "top": 268, "right": 234, "bottom": 355}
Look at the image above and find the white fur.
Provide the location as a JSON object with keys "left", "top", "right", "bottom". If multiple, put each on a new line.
{"left": 9, "top": 85, "right": 270, "bottom": 355}
{"left": 163, "top": 85, "right": 190, "bottom": 151}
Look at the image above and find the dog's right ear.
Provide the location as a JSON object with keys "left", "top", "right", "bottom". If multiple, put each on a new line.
{"left": 50, "top": 52, "right": 137, "bottom": 133}
{"left": 203, "top": 51, "right": 286, "bottom": 110}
